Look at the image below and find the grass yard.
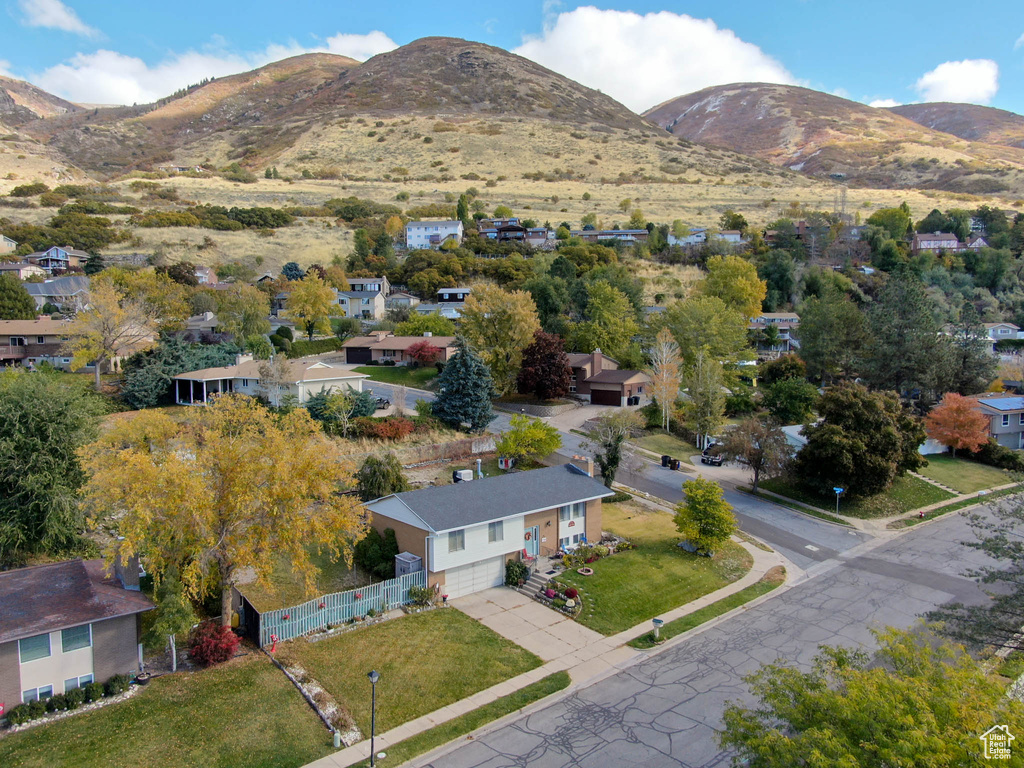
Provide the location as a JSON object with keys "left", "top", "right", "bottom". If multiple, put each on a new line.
{"left": 238, "top": 549, "right": 371, "bottom": 613}
{"left": 558, "top": 502, "right": 752, "bottom": 635}
{"left": 760, "top": 474, "right": 954, "bottom": 519}
{"left": 278, "top": 609, "right": 542, "bottom": 734}
{"left": 633, "top": 430, "right": 700, "bottom": 464}
{"left": 354, "top": 672, "right": 571, "bottom": 767}
{"left": 0, "top": 655, "right": 331, "bottom": 768}
{"left": 354, "top": 365, "right": 439, "bottom": 389}
{"left": 917, "top": 454, "right": 1011, "bottom": 494}
{"left": 629, "top": 567, "right": 786, "bottom": 649}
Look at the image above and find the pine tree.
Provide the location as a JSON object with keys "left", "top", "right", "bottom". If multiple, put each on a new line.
{"left": 432, "top": 337, "right": 495, "bottom": 433}
{"left": 0, "top": 274, "right": 38, "bottom": 320}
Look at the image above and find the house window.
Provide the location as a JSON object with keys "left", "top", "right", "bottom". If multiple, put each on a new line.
{"left": 572, "top": 533, "right": 582, "bottom": 544}
{"left": 64, "top": 674, "right": 93, "bottom": 691}
{"left": 22, "top": 685, "right": 53, "bottom": 703}
{"left": 1003, "top": 415, "right": 1010, "bottom": 427}
{"left": 62, "top": 624, "right": 91, "bottom": 653}
{"left": 36, "top": 336, "right": 45, "bottom": 344}
{"left": 559, "top": 506, "right": 570, "bottom": 522}
{"left": 559, "top": 536, "right": 570, "bottom": 549}
{"left": 1019, "top": 413, "right": 1024, "bottom": 426}
{"left": 448, "top": 529, "right": 465, "bottom": 553}
{"left": 19, "top": 633, "right": 51, "bottom": 663}
{"left": 480, "top": 520, "right": 501, "bottom": 543}
{"left": 241, "top": 379, "right": 249, "bottom": 387}
{"left": 569, "top": 385, "right": 576, "bottom": 393}
{"left": 9, "top": 336, "right": 25, "bottom": 346}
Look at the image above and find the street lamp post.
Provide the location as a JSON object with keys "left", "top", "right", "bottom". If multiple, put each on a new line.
{"left": 833, "top": 487, "right": 844, "bottom": 516}
{"left": 368, "top": 670, "right": 380, "bottom": 767}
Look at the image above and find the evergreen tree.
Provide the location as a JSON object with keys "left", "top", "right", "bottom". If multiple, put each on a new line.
{"left": 83, "top": 254, "right": 106, "bottom": 276}
{"left": 281, "top": 262, "right": 304, "bottom": 281}
{"left": 432, "top": 337, "right": 495, "bottom": 433}
{"left": 121, "top": 337, "right": 239, "bottom": 410}
{"left": 456, "top": 193, "right": 470, "bottom": 229}
{"left": 947, "top": 302, "right": 997, "bottom": 395}
{"left": 0, "top": 274, "right": 38, "bottom": 320}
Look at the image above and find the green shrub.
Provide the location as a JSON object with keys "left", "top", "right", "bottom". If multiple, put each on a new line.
{"left": 408, "top": 585, "right": 433, "bottom": 606}
{"left": 270, "top": 335, "right": 291, "bottom": 353}
{"left": 65, "top": 686, "right": 86, "bottom": 709}
{"left": 505, "top": 559, "right": 529, "bottom": 587}
{"left": 965, "top": 439, "right": 1024, "bottom": 472}
{"left": 83, "top": 681, "right": 104, "bottom": 702}
{"left": 275, "top": 325, "right": 293, "bottom": 341}
{"left": 45, "top": 693, "right": 67, "bottom": 712}
{"left": 10, "top": 182, "right": 49, "bottom": 197}
{"left": 287, "top": 338, "right": 344, "bottom": 358}
{"left": 27, "top": 699, "right": 46, "bottom": 718}
{"left": 104, "top": 673, "right": 131, "bottom": 696}
{"left": 5, "top": 703, "right": 32, "bottom": 725}
{"left": 382, "top": 359, "right": 397, "bottom": 366}
{"left": 604, "top": 491, "right": 631, "bottom": 503}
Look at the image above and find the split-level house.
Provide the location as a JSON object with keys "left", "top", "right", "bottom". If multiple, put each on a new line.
{"left": 25, "top": 246, "right": 88, "bottom": 274}
{"left": 974, "top": 395, "right": 1024, "bottom": 450}
{"left": 348, "top": 276, "right": 391, "bottom": 295}
{"left": 194, "top": 266, "right": 218, "bottom": 285}
{"left": 749, "top": 312, "right": 801, "bottom": 356}
{"left": 911, "top": 232, "right": 964, "bottom": 254}
{"left": 337, "top": 291, "right": 386, "bottom": 320}
{"left": 0, "top": 235, "right": 18, "bottom": 254}
{"left": 365, "top": 462, "right": 612, "bottom": 598}
{"left": 0, "top": 318, "right": 75, "bottom": 370}
{"left": 342, "top": 331, "right": 458, "bottom": 365}
{"left": 0, "top": 559, "right": 153, "bottom": 708}
{"left": 566, "top": 349, "right": 649, "bottom": 406}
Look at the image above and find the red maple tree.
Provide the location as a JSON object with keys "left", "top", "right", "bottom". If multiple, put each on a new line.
{"left": 924, "top": 393, "right": 990, "bottom": 457}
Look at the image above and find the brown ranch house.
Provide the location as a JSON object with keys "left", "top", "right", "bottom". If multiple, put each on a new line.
{"left": 567, "top": 349, "right": 649, "bottom": 406}
{"left": 365, "top": 462, "right": 611, "bottom": 599}
{"left": 0, "top": 560, "right": 153, "bottom": 709}
{"left": 342, "top": 332, "right": 457, "bottom": 366}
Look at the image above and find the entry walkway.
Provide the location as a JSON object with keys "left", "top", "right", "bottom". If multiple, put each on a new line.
{"left": 306, "top": 540, "right": 786, "bottom": 768}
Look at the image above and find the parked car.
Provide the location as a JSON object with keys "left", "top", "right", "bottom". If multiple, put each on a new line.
{"left": 374, "top": 396, "right": 391, "bottom": 409}
{"left": 701, "top": 453, "right": 723, "bottom": 467}
{"left": 701, "top": 442, "right": 720, "bottom": 456}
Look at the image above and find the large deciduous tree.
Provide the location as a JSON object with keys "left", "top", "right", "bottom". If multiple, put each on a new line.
{"left": 674, "top": 477, "right": 736, "bottom": 555}
{"left": 647, "top": 327, "right": 683, "bottom": 430}
{"left": 0, "top": 370, "right": 103, "bottom": 566}
{"left": 432, "top": 337, "right": 495, "bottom": 433}
{"left": 64, "top": 281, "right": 158, "bottom": 390}
{"left": 698, "top": 255, "right": 766, "bottom": 318}
{"left": 0, "top": 273, "right": 38, "bottom": 320}
{"left": 494, "top": 414, "right": 562, "bottom": 464}
{"left": 458, "top": 284, "right": 540, "bottom": 396}
{"left": 761, "top": 378, "right": 819, "bottom": 424}
{"left": 721, "top": 417, "right": 793, "bottom": 493}
{"left": 662, "top": 296, "right": 751, "bottom": 370}
{"left": 924, "top": 392, "right": 990, "bottom": 457}
{"left": 947, "top": 302, "right": 997, "bottom": 395}
{"left": 286, "top": 275, "right": 336, "bottom": 340}
{"left": 516, "top": 330, "right": 572, "bottom": 401}
{"left": 794, "top": 382, "right": 926, "bottom": 497}
{"left": 720, "top": 625, "right": 1024, "bottom": 767}
{"left": 394, "top": 312, "right": 457, "bottom": 337}
{"left": 568, "top": 281, "right": 639, "bottom": 364}
{"left": 684, "top": 350, "right": 726, "bottom": 449}
{"left": 217, "top": 284, "right": 271, "bottom": 341}
{"left": 80, "top": 396, "right": 366, "bottom": 626}
{"left": 794, "top": 289, "right": 868, "bottom": 383}
{"left": 355, "top": 453, "right": 410, "bottom": 502}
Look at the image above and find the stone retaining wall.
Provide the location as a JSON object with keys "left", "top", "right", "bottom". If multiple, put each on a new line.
{"left": 493, "top": 400, "right": 581, "bottom": 418}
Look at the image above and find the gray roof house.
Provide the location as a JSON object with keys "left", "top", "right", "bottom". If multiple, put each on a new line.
{"left": 366, "top": 462, "right": 612, "bottom": 598}
{"left": 23, "top": 275, "right": 91, "bottom": 311}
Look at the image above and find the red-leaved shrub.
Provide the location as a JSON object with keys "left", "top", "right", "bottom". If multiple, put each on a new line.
{"left": 372, "top": 417, "right": 415, "bottom": 441}
{"left": 564, "top": 587, "right": 579, "bottom": 600}
{"left": 188, "top": 622, "right": 240, "bottom": 667}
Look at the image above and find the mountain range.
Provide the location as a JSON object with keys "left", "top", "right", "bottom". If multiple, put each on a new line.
{"left": 2, "top": 37, "right": 1023, "bottom": 198}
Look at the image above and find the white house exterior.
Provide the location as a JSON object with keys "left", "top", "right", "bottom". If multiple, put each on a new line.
{"left": 173, "top": 357, "right": 368, "bottom": 405}
{"left": 667, "top": 227, "right": 707, "bottom": 246}
{"left": 0, "top": 235, "right": 19, "bottom": 255}
{"left": 365, "top": 463, "right": 612, "bottom": 598}
{"left": 405, "top": 220, "right": 464, "bottom": 250}
{"left": 0, "top": 262, "right": 47, "bottom": 280}
{"left": 337, "top": 291, "right": 386, "bottom": 320}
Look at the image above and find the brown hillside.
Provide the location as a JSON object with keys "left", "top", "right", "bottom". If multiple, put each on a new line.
{"left": 644, "top": 83, "right": 1024, "bottom": 196}
{"left": 889, "top": 102, "right": 1024, "bottom": 149}
{"left": 0, "top": 75, "right": 81, "bottom": 124}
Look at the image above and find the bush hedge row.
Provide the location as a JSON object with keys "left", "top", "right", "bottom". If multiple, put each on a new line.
{"left": 4, "top": 675, "right": 131, "bottom": 726}
{"left": 286, "top": 337, "right": 345, "bottom": 358}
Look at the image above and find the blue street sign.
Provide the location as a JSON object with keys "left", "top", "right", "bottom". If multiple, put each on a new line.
{"left": 833, "top": 487, "right": 844, "bottom": 494}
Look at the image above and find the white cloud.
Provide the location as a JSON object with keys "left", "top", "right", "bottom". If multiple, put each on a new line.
{"left": 1015, "top": 32, "right": 1024, "bottom": 49}
{"left": 869, "top": 98, "right": 902, "bottom": 108}
{"left": 30, "top": 32, "right": 397, "bottom": 105}
{"left": 18, "top": 0, "right": 98, "bottom": 37}
{"left": 0, "top": 60, "right": 14, "bottom": 78}
{"left": 914, "top": 59, "right": 999, "bottom": 104}
{"left": 512, "top": 7, "right": 796, "bottom": 112}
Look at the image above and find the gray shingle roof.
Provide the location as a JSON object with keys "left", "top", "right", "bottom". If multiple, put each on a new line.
{"left": 23, "top": 275, "right": 90, "bottom": 297}
{"left": 380, "top": 464, "right": 612, "bottom": 532}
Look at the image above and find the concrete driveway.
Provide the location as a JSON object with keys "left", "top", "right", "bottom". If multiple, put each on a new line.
{"left": 453, "top": 587, "right": 605, "bottom": 662}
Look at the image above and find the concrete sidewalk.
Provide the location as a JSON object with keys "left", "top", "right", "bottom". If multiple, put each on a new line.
{"left": 305, "top": 539, "right": 786, "bottom": 768}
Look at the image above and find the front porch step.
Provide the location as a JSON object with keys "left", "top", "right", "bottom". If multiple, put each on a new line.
{"left": 518, "top": 564, "right": 560, "bottom": 596}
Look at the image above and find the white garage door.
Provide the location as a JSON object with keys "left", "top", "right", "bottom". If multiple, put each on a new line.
{"left": 444, "top": 556, "right": 505, "bottom": 599}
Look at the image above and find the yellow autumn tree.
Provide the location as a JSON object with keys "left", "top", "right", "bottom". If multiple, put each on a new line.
{"left": 647, "top": 327, "right": 682, "bottom": 430}
{"left": 64, "top": 281, "right": 157, "bottom": 390}
{"left": 79, "top": 396, "right": 367, "bottom": 625}
{"left": 286, "top": 274, "right": 337, "bottom": 340}
{"left": 698, "top": 255, "right": 767, "bottom": 319}
{"left": 459, "top": 284, "right": 540, "bottom": 395}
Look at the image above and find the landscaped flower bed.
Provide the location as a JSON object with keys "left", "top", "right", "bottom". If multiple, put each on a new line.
{"left": 534, "top": 581, "right": 582, "bottom": 617}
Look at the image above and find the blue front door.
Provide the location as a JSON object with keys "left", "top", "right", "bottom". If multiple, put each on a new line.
{"left": 525, "top": 526, "right": 539, "bottom": 558}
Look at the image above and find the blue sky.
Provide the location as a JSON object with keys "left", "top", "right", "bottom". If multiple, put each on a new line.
{"left": 2, "top": 0, "right": 1023, "bottom": 115}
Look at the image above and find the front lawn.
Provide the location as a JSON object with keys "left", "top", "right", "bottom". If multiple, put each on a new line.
{"left": 354, "top": 365, "right": 438, "bottom": 389}
{"left": 278, "top": 609, "right": 541, "bottom": 734}
{"left": 558, "top": 502, "right": 752, "bottom": 635}
{"left": 0, "top": 655, "right": 330, "bottom": 768}
{"left": 917, "top": 454, "right": 1011, "bottom": 494}
{"left": 633, "top": 429, "right": 700, "bottom": 464}
{"left": 760, "top": 474, "right": 955, "bottom": 519}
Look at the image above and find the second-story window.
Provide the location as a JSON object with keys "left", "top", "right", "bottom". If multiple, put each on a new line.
{"left": 448, "top": 529, "right": 465, "bottom": 553}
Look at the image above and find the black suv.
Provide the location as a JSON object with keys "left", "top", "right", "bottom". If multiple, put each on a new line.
{"left": 700, "top": 444, "right": 723, "bottom": 466}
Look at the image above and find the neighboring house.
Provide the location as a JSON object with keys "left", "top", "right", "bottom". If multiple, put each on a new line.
{"left": 477, "top": 218, "right": 521, "bottom": 229}
{"left": 566, "top": 349, "right": 649, "bottom": 406}
{"left": 412, "top": 302, "right": 464, "bottom": 320}
{"left": 385, "top": 291, "right": 420, "bottom": 310}
{"left": 571, "top": 229, "right": 649, "bottom": 244}
{"left": 185, "top": 311, "right": 222, "bottom": 335}
{"left": 255, "top": 272, "right": 277, "bottom": 284}
{"left": 342, "top": 332, "right": 457, "bottom": 365}
{"left": 0, "top": 559, "right": 153, "bottom": 708}
{"left": 23, "top": 274, "right": 91, "bottom": 311}
{"left": 405, "top": 220, "right": 464, "bottom": 250}
{"left": 974, "top": 395, "right": 1024, "bottom": 449}
{"left": 0, "top": 317, "right": 75, "bottom": 370}
{"left": 479, "top": 223, "right": 527, "bottom": 242}
{"left": 985, "top": 322, "right": 1021, "bottom": 341}
{"left": 711, "top": 230, "right": 744, "bottom": 244}
{"left": 365, "top": 462, "right": 612, "bottom": 598}
{"left": 0, "top": 262, "right": 47, "bottom": 280}
{"left": 967, "top": 234, "right": 989, "bottom": 251}
{"left": 172, "top": 356, "right": 368, "bottom": 405}
{"left": 337, "top": 291, "right": 385, "bottom": 320}
{"left": 437, "top": 287, "right": 471, "bottom": 303}
{"left": 525, "top": 228, "right": 554, "bottom": 247}
{"left": 749, "top": 312, "right": 801, "bottom": 355}
{"left": 0, "top": 235, "right": 18, "bottom": 254}
{"left": 667, "top": 227, "right": 707, "bottom": 246}
{"left": 348, "top": 276, "right": 391, "bottom": 295}
{"left": 911, "top": 232, "right": 962, "bottom": 254}
{"left": 194, "top": 266, "right": 218, "bottom": 285}
{"left": 25, "top": 246, "right": 88, "bottom": 274}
